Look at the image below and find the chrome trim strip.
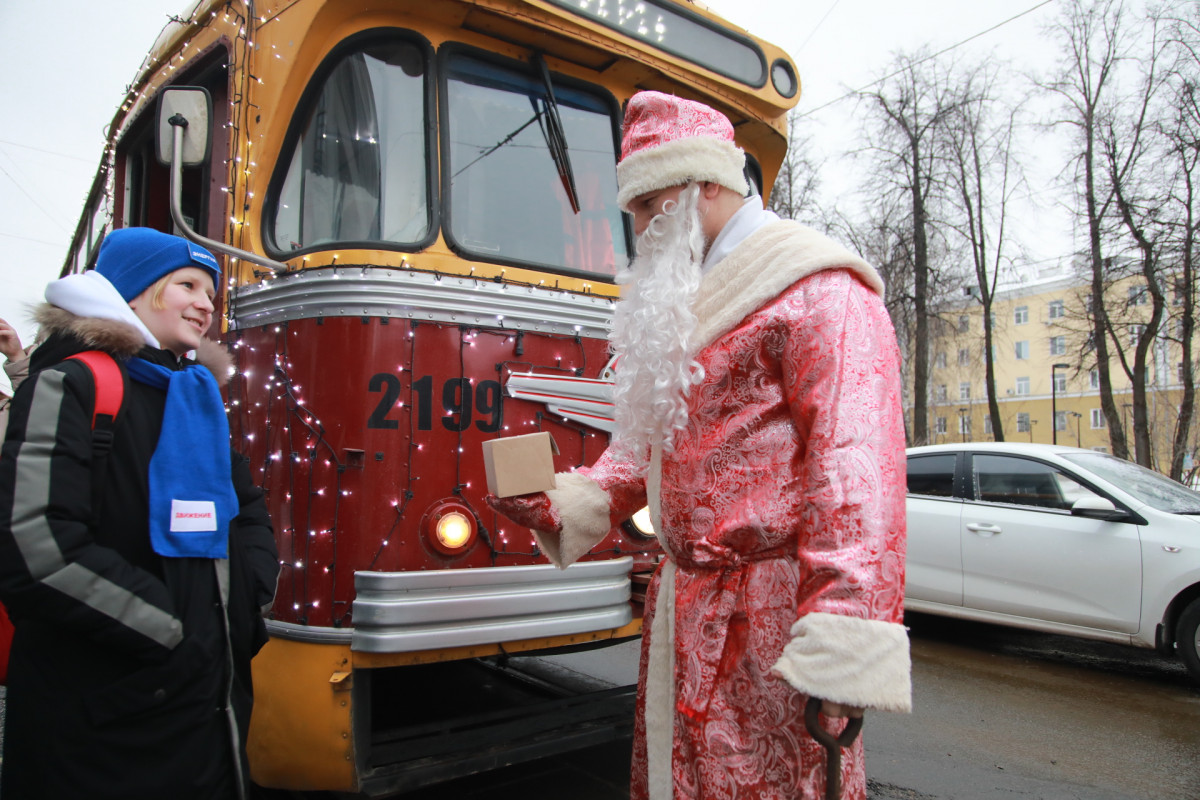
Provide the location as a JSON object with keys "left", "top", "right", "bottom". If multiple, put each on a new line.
{"left": 229, "top": 267, "right": 616, "bottom": 338}
{"left": 266, "top": 619, "right": 353, "bottom": 644}
{"left": 351, "top": 557, "right": 634, "bottom": 654}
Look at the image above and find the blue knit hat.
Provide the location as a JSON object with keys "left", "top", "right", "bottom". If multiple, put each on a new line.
{"left": 94, "top": 228, "right": 221, "bottom": 302}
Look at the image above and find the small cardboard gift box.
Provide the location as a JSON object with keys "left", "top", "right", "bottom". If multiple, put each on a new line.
{"left": 482, "top": 432, "right": 560, "bottom": 497}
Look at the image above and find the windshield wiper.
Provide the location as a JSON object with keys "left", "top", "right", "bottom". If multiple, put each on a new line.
{"left": 533, "top": 53, "right": 581, "bottom": 214}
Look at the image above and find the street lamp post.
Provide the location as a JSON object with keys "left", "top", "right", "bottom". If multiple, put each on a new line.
{"left": 958, "top": 407, "right": 969, "bottom": 442}
{"left": 1051, "top": 362, "right": 1070, "bottom": 445}
{"left": 1069, "top": 411, "right": 1083, "bottom": 447}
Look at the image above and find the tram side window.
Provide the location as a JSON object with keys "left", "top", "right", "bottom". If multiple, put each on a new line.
{"left": 444, "top": 51, "right": 626, "bottom": 277}
{"left": 270, "top": 39, "right": 429, "bottom": 252}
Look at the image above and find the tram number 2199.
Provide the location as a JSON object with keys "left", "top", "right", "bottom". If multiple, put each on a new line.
{"left": 368, "top": 374, "right": 503, "bottom": 432}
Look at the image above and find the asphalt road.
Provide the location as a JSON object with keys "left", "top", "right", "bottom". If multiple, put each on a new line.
{"left": 397, "top": 614, "right": 1200, "bottom": 800}
{"left": 4, "top": 613, "right": 1198, "bottom": 799}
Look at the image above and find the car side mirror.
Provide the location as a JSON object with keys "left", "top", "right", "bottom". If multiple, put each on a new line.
{"left": 1071, "top": 495, "right": 1131, "bottom": 522}
{"left": 156, "top": 86, "right": 212, "bottom": 167}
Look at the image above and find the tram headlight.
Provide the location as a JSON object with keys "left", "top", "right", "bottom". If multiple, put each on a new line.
{"left": 771, "top": 58, "right": 798, "bottom": 99}
{"left": 624, "top": 506, "right": 656, "bottom": 539}
{"left": 423, "top": 500, "right": 478, "bottom": 555}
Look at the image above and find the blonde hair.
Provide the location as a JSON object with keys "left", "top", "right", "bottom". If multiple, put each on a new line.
{"left": 144, "top": 275, "right": 173, "bottom": 310}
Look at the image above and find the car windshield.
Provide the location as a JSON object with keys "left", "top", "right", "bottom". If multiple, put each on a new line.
{"left": 1062, "top": 452, "right": 1200, "bottom": 513}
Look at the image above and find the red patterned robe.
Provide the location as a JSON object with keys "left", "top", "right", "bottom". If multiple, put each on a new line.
{"left": 535, "top": 220, "right": 911, "bottom": 800}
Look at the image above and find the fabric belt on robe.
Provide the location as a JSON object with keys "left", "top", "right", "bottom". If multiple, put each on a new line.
{"left": 643, "top": 444, "right": 792, "bottom": 800}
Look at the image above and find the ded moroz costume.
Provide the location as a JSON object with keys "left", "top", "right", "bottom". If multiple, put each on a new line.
{"left": 490, "top": 92, "right": 911, "bottom": 800}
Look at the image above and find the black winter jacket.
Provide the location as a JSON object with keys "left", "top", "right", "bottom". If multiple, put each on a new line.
{"left": 0, "top": 306, "right": 280, "bottom": 800}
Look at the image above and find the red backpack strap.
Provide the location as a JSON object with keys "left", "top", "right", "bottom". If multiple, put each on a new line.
{"left": 63, "top": 351, "right": 126, "bottom": 530}
{"left": 65, "top": 351, "right": 125, "bottom": 429}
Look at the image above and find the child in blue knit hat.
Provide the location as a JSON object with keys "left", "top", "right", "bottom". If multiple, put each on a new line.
{"left": 0, "top": 227, "right": 280, "bottom": 800}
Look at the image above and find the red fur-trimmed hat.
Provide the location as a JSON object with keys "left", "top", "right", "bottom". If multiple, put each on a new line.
{"left": 616, "top": 91, "right": 749, "bottom": 212}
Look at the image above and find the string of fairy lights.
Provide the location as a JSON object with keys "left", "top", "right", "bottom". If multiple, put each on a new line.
{"left": 227, "top": 314, "right": 653, "bottom": 628}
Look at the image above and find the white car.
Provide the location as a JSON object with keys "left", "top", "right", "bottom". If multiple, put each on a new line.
{"left": 905, "top": 442, "right": 1200, "bottom": 681}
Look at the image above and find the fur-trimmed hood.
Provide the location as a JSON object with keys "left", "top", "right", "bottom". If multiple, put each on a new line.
{"left": 34, "top": 303, "right": 234, "bottom": 387}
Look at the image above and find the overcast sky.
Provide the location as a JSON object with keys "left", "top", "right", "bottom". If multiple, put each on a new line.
{"left": 0, "top": 0, "right": 1072, "bottom": 393}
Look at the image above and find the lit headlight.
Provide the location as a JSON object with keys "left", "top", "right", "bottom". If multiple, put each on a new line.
{"left": 422, "top": 500, "right": 478, "bottom": 555}
{"left": 625, "top": 506, "right": 656, "bottom": 538}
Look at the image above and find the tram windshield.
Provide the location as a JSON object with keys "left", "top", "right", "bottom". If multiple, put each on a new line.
{"left": 271, "top": 38, "right": 430, "bottom": 252}
{"left": 443, "top": 51, "right": 624, "bottom": 276}
{"left": 268, "top": 36, "right": 626, "bottom": 278}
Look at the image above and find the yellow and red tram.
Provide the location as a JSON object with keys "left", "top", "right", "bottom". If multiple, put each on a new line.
{"left": 61, "top": 0, "right": 801, "bottom": 793}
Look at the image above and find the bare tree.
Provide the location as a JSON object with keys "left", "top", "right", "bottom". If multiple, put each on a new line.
{"left": 858, "top": 53, "right": 971, "bottom": 445}
{"left": 1161, "top": 4, "right": 1200, "bottom": 480}
{"left": 768, "top": 109, "right": 824, "bottom": 224}
{"left": 1099, "top": 11, "right": 1171, "bottom": 467}
{"left": 1043, "top": 0, "right": 1136, "bottom": 458}
{"left": 940, "top": 62, "right": 1024, "bottom": 442}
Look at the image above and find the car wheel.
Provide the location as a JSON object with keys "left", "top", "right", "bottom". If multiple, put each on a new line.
{"left": 1178, "top": 599, "right": 1200, "bottom": 682}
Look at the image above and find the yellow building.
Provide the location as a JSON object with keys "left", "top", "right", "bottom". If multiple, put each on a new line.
{"left": 923, "top": 262, "right": 1198, "bottom": 477}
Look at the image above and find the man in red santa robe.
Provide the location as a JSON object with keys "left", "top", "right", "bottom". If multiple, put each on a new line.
{"left": 488, "top": 90, "right": 911, "bottom": 800}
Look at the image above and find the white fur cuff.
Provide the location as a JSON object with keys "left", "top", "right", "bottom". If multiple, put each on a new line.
{"left": 535, "top": 471, "right": 612, "bottom": 568}
{"left": 771, "top": 612, "right": 912, "bottom": 713}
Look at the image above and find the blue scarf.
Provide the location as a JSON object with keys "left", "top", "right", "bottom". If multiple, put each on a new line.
{"left": 126, "top": 356, "right": 237, "bottom": 559}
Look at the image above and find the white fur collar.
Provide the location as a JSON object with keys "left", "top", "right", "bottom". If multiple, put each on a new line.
{"left": 691, "top": 221, "right": 884, "bottom": 352}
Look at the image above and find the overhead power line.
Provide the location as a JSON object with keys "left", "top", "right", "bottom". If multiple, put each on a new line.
{"left": 0, "top": 138, "right": 96, "bottom": 164}
{"left": 798, "top": 0, "right": 1058, "bottom": 118}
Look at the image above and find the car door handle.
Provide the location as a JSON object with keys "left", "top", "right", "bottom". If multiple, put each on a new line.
{"left": 966, "top": 523, "right": 1002, "bottom": 537}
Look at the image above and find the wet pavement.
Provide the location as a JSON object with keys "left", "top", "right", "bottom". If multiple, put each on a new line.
{"left": 868, "top": 612, "right": 1200, "bottom": 799}
{"left": 401, "top": 614, "right": 1200, "bottom": 799}
{"left": 7, "top": 612, "right": 1200, "bottom": 799}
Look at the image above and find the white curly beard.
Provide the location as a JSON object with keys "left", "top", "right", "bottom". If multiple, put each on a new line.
{"left": 608, "top": 184, "right": 706, "bottom": 472}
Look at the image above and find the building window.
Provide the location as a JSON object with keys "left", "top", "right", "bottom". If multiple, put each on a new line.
{"left": 1053, "top": 372, "right": 1067, "bottom": 392}
{"left": 958, "top": 348, "right": 971, "bottom": 366}
{"left": 1014, "top": 306, "right": 1029, "bottom": 325}
{"left": 935, "top": 384, "right": 948, "bottom": 402}
{"left": 984, "top": 415, "right": 993, "bottom": 435}
{"left": 1090, "top": 369, "right": 1100, "bottom": 389}
{"left": 1016, "top": 376, "right": 1030, "bottom": 395}
{"left": 1128, "top": 285, "right": 1148, "bottom": 306}
{"left": 1130, "top": 323, "right": 1145, "bottom": 346}
{"left": 959, "top": 415, "right": 971, "bottom": 436}
{"left": 1015, "top": 341, "right": 1030, "bottom": 360}
{"left": 1055, "top": 410, "right": 1066, "bottom": 431}
{"left": 1091, "top": 408, "right": 1107, "bottom": 429}
{"left": 935, "top": 351, "right": 947, "bottom": 369}
{"left": 958, "top": 315, "right": 970, "bottom": 333}
{"left": 1050, "top": 336, "right": 1066, "bottom": 356}
{"left": 936, "top": 416, "right": 948, "bottom": 434}
{"left": 1048, "top": 299, "right": 1065, "bottom": 319}
{"left": 960, "top": 382, "right": 971, "bottom": 400}
{"left": 1017, "top": 412, "right": 1031, "bottom": 433}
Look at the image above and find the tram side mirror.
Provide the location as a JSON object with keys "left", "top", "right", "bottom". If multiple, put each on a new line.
{"left": 156, "top": 86, "right": 212, "bottom": 167}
